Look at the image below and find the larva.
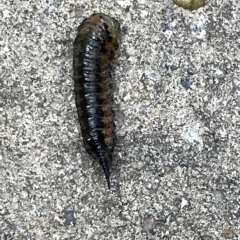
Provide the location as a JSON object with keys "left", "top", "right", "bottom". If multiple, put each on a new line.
{"left": 173, "top": 0, "right": 207, "bottom": 10}
{"left": 73, "top": 13, "right": 120, "bottom": 189}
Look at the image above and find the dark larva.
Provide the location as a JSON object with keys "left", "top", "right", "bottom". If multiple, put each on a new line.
{"left": 73, "top": 13, "right": 121, "bottom": 189}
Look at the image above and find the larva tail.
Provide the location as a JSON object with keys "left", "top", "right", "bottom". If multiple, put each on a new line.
{"left": 99, "top": 154, "right": 112, "bottom": 189}
{"left": 106, "top": 171, "right": 111, "bottom": 190}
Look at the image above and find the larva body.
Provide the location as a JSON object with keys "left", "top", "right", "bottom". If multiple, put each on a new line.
{"left": 73, "top": 13, "right": 120, "bottom": 189}
{"left": 173, "top": 0, "right": 206, "bottom": 10}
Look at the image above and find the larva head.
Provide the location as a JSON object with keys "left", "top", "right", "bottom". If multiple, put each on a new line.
{"left": 81, "top": 13, "right": 121, "bottom": 50}
{"left": 100, "top": 14, "right": 121, "bottom": 39}
{"left": 98, "top": 14, "right": 121, "bottom": 50}
{"left": 96, "top": 13, "right": 121, "bottom": 55}
{"left": 173, "top": 0, "right": 206, "bottom": 10}
{"left": 79, "top": 14, "right": 120, "bottom": 38}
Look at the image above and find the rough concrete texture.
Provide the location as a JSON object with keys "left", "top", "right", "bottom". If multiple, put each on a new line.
{"left": 0, "top": 0, "right": 239, "bottom": 239}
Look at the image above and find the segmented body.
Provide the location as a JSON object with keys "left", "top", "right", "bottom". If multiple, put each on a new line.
{"left": 73, "top": 13, "right": 120, "bottom": 189}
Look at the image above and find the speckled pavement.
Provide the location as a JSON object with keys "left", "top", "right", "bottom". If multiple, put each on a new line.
{"left": 0, "top": 0, "right": 239, "bottom": 239}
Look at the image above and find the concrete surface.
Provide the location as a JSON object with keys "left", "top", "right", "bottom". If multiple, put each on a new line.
{"left": 0, "top": 0, "right": 239, "bottom": 239}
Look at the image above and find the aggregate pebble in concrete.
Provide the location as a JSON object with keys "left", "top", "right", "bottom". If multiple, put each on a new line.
{"left": 0, "top": 0, "right": 239, "bottom": 239}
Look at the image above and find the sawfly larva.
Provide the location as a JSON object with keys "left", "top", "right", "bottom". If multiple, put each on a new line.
{"left": 73, "top": 13, "right": 120, "bottom": 189}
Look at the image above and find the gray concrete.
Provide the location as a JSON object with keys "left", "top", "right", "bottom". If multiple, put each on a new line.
{"left": 0, "top": 0, "right": 239, "bottom": 239}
